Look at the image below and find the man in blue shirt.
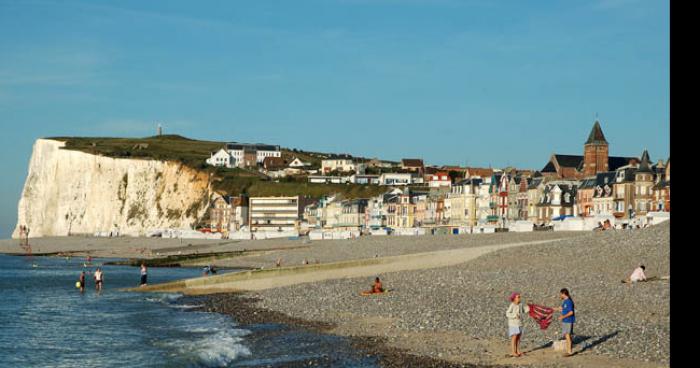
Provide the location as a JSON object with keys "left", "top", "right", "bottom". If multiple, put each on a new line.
{"left": 556, "top": 288, "right": 575, "bottom": 357}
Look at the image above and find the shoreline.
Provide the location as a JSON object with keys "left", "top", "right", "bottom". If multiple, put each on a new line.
{"left": 195, "top": 292, "right": 667, "bottom": 368}
{"left": 5, "top": 225, "right": 670, "bottom": 367}
{"left": 197, "top": 292, "right": 500, "bottom": 368}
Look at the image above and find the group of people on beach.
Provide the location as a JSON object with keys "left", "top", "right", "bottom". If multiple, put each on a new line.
{"left": 595, "top": 219, "right": 649, "bottom": 231}
{"left": 76, "top": 262, "right": 149, "bottom": 292}
{"left": 507, "top": 264, "right": 653, "bottom": 358}
{"left": 506, "top": 288, "right": 576, "bottom": 358}
{"left": 18, "top": 225, "right": 31, "bottom": 247}
{"left": 595, "top": 219, "right": 613, "bottom": 230}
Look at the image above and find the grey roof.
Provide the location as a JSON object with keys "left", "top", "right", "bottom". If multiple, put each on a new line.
{"left": 615, "top": 167, "right": 637, "bottom": 183}
{"left": 541, "top": 161, "right": 557, "bottom": 173}
{"left": 226, "top": 142, "right": 280, "bottom": 151}
{"left": 608, "top": 156, "right": 638, "bottom": 171}
{"left": 585, "top": 120, "right": 608, "bottom": 145}
{"left": 326, "top": 153, "right": 354, "bottom": 160}
{"left": 455, "top": 178, "right": 483, "bottom": 186}
{"left": 636, "top": 150, "right": 653, "bottom": 173}
{"left": 528, "top": 177, "right": 543, "bottom": 190}
{"left": 596, "top": 172, "right": 616, "bottom": 186}
{"left": 541, "top": 155, "right": 638, "bottom": 172}
{"left": 578, "top": 177, "right": 598, "bottom": 189}
{"left": 383, "top": 193, "right": 400, "bottom": 203}
{"left": 554, "top": 154, "right": 584, "bottom": 168}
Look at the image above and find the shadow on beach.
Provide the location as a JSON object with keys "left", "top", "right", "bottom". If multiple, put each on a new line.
{"left": 523, "top": 330, "right": 620, "bottom": 356}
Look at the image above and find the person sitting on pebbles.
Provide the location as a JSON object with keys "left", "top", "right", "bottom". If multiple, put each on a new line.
{"left": 371, "top": 277, "right": 384, "bottom": 293}
{"left": 506, "top": 292, "right": 529, "bottom": 357}
{"left": 624, "top": 265, "right": 647, "bottom": 283}
{"left": 361, "top": 277, "right": 385, "bottom": 295}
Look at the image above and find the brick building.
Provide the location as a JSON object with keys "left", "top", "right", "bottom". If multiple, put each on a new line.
{"left": 541, "top": 120, "right": 638, "bottom": 179}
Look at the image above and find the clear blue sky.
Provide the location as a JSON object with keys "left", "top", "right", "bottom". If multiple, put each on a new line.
{"left": 0, "top": 0, "right": 669, "bottom": 239}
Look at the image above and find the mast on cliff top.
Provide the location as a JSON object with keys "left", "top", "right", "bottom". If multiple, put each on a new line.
{"left": 157, "top": 123, "right": 163, "bottom": 136}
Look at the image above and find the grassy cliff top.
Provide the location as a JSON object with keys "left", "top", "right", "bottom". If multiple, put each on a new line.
{"left": 47, "top": 135, "right": 388, "bottom": 199}
{"left": 49, "top": 134, "right": 336, "bottom": 168}
{"left": 50, "top": 135, "right": 223, "bottom": 168}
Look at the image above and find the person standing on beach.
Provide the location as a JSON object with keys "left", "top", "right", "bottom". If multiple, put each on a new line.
{"left": 506, "top": 292, "right": 529, "bottom": 357}
{"left": 555, "top": 288, "right": 575, "bottom": 357}
{"left": 94, "top": 267, "right": 103, "bottom": 292}
{"left": 139, "top": 263, "right": 148, "bottom": 286}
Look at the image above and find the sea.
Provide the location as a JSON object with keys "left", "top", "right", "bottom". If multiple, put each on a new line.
{"left": 0, "top": 254, "right": 379, "bottom": 368}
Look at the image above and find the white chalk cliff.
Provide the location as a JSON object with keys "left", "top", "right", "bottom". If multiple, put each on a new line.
{"left": 13, "top": 139, "right": 213, "bottom": 238}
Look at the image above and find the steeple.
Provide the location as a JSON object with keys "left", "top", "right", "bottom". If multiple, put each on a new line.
{"left": 582, "top": 119, "right": 610, "bottom": 176}
{"left": 637, "top": 149, "right": 652, "bottom": 173}
{"left": 585, "top": 120, "right": 608, "bottom": 145}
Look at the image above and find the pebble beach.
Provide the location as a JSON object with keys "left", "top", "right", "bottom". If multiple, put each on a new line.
{"left": 206, "top": 223, "right": 670, "bottom": 367}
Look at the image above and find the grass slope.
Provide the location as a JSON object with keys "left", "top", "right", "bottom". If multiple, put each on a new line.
{"left": 48, "top": 135, "right": 387, "bottom": 199}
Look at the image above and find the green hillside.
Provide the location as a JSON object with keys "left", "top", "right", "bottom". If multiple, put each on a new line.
{"left": 48, "top": 135, "right": 387, "bottom": 199}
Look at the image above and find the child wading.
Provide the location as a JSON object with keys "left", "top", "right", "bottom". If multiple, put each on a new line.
{"left": 506, "top": 292, "right": 529, "bottom": 357}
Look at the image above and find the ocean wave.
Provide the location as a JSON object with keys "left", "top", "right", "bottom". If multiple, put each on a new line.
{"left": 193, "top": 332, "right": 252, "bottom": 367}
{"left": 171, "top": 304, "right": 203, "bottom": 310}
{"left": 159, "top": 328, "right": 252, "bottom": 367}
{"left": 145, "top": 293, "right": 182, "bottom": 304}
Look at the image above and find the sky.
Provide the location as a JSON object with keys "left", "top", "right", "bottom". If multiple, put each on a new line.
{"left": 0, "top": 0, "right": 670, "bottom": 239}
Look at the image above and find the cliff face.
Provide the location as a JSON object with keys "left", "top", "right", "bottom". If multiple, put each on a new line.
{"left": 13, "top": 139, "right": 213, "bottom": 238}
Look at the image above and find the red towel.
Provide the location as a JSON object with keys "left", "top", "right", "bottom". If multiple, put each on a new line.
{"left": 527, "top": 303, "right": 554, "bottom": 330}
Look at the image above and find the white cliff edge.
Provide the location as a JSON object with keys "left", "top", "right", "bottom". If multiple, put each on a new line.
{"left": 13, "top": 139, "right": 213, "bottom": 238}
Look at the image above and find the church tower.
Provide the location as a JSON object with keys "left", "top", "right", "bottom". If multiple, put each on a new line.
{"left": 583, "top": 120, "right": 609, "bottom": 177}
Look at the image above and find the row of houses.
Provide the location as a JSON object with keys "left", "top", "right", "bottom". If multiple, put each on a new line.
{"left": 205, "top": 121, "right": 669, "bottom": 236}
{"left": 301, "top": 150, "right": 669, "bottom": 232}
{"left": 204, "top": 141, "right": 494, "bottom": 188}
{"left": 207, "top": 158, "right": 669, "bottom": 237}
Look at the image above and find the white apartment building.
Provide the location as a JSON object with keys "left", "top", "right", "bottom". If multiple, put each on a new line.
{"left": 227, "top": 143, "right": 281, "bottom": 165}
{"left": 379, "top": 173, "right": 413, "bottom": 186}
{"left": 249, "top": 196, "right": 301, "bottom": 232}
